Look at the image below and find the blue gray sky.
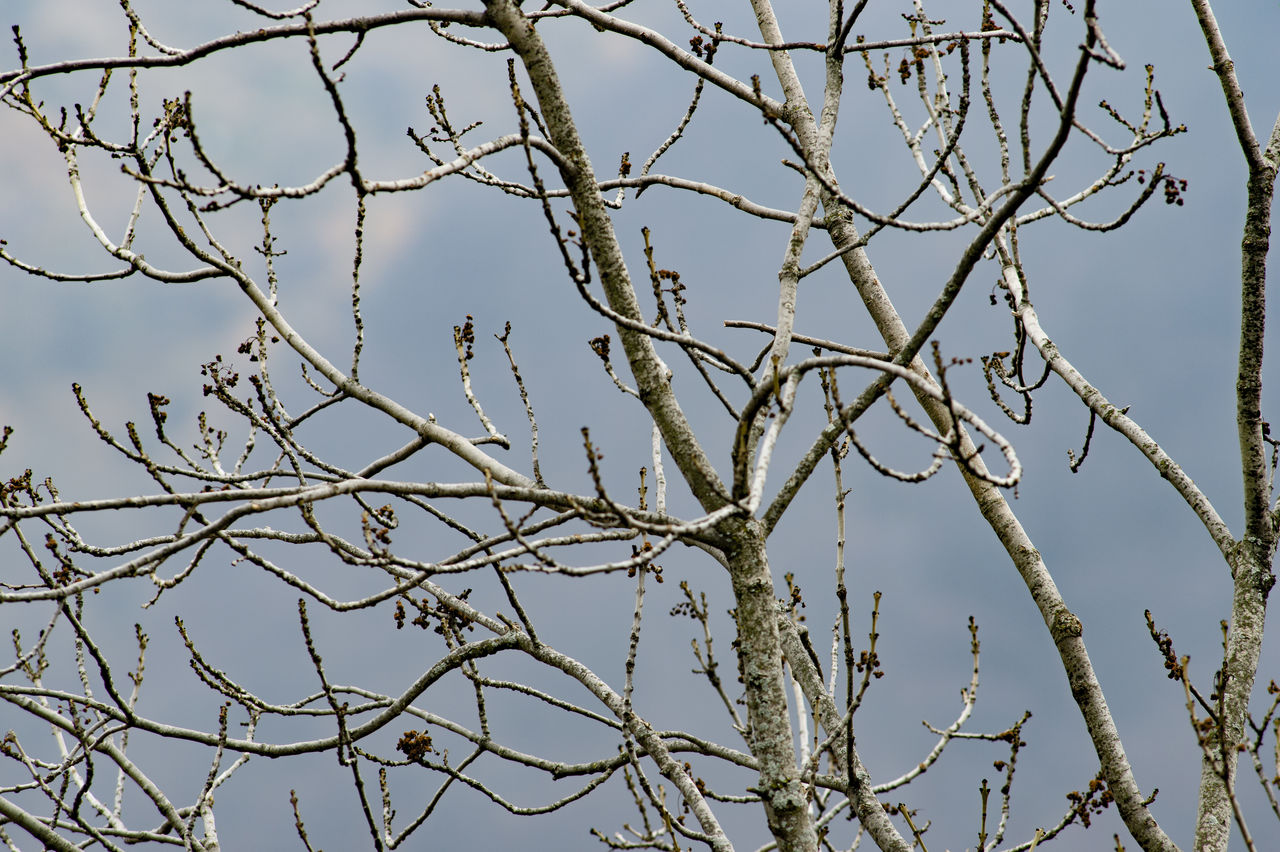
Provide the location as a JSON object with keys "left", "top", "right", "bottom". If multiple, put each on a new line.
{"left": 2, "top": 1, "right": 1279, "bottom": 849}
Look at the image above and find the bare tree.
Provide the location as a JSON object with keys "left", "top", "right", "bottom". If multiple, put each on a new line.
{"left": 1, "top": 1, "right": 1277, "bottom": 850}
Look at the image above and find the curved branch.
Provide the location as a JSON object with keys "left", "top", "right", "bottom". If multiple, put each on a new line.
{"left": 1005, "top": 265, "right": 1234, "bottom": 558}
{"left": 0, "top": 9, "right": 486, "bottom": 95}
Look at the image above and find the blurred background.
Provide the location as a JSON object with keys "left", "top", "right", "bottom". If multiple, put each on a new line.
{"left": 2, "top": 1, "right": 1278, "bottom": 849}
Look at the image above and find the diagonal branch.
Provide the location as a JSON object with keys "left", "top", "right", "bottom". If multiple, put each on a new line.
{"left": 482, "top": 0, "right": 729, "bottom": 512}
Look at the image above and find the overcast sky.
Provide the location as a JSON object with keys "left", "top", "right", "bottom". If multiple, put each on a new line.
{"left": 2, "top": 1, "right": 1279, "bottom": 849}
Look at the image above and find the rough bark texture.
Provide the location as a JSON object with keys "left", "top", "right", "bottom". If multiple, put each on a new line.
{"left": 778, "top": 615, "right": 909, "bottom": 852}
{"left": 481, "top": 0, "right": 727, "bottom": 514}
{"left": 748, "top": 1, "right": 1177, "bottom": 848}
{"left": 743, "top": 5, "right": 911, "bottom": 848}
{"left": 820, "top": 204, "right": 1179, "bottom": 852}
{"left": 482, "top": 4, "right": 815, "bottom": 849}
{"left": 1189, "top": 2, "right": 1279, "bottom": 847}
{"left": 724, "top": 519, "right": 817, "bottom": 852}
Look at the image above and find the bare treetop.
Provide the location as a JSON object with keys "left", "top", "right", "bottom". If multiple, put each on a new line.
{"left": 2, "top": 1, "right": 1278, "bottom": 850}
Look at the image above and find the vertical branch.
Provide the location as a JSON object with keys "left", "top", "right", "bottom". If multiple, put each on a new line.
{"left": 624, "top": 560, "right": 646, "bottom": 713}
{"left": 351, "top": 194, "right": 367, "bottom": 382}
{"left": 453, "top": 316, "right": 509, "bottom": 448}
{"left": 1189, "top": 0, "right": 1278, "bottom": 547}
{"left": 1188, "top": 4, "right": 1279, "bottom": 850}
{"left": 497, "top": 323, "right": 544, "bottom": 486}
{"left": 651, "top": 424, "right": 667, "bottom": 515}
